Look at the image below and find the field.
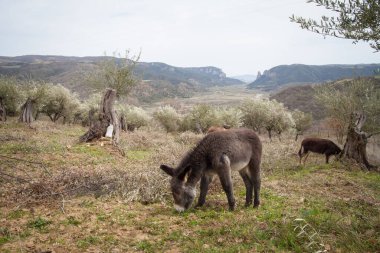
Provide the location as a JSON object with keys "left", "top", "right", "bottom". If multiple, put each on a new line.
{"left": 144, "top": 84, "right": 265, "bottom": 113}
{"left": 1, "top": 120, "right": 379, "bottom": 253}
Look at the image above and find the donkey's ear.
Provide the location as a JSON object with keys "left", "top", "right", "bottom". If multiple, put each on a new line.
{"left": 177, "top": 165, "right": 191, "bottom": 181}
{"left": 160, "top": 164, "right": 175, "bottom": 177}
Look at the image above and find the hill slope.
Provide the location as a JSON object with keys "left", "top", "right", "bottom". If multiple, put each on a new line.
{"left": 0, "top": 55, "right": 242, "bottom": 100}
{"left": 249, "top": 64, "right": 380, "bottom": 91}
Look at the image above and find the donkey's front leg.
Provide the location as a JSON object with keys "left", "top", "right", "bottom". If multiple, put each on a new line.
{"left": 195, "top": 174, "right": 213, "bottom": 208}
{"left": 218, "top": 167, "right": 235, "bottom": 211}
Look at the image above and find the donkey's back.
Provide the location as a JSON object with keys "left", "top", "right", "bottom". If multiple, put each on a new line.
{"left": 199, "top": 128, "right": 262, "bottom": 171}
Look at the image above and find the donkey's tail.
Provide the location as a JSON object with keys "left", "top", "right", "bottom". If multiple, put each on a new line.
{"left": 298, "top": 145, "right": 304, "bottom": 157}
{"left": 220, "top": 153, "right": 231, "bottom": 167}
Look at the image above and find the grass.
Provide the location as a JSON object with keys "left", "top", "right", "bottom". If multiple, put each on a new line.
{"left": 0, "top": 119, "right": 379, "bottom": 252}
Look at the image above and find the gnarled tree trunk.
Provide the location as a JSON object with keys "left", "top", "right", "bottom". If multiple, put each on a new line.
{"left": 0, "top": 97, "right": 6, "bottom": 122}
{"left": 79, "top": 88, "right": 120, "bottom": 144}
{"left": 19, "top": 98, "right": 34, "bottom": 124}
{"left": 341, "top": 113, "right": 374, "bottom": 170}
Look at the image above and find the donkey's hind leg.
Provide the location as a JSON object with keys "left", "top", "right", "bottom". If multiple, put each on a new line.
{"left": 249, "top": 160, "right": 261, "bottom": 208}
{"left": 195, "top": 173, "right": 213, "bottom": 208}
{"left": 215, "top": 154, "right": 236, "bottom": 211}
{"left": 239, "top": 168, "right": 253, "bottom": 207}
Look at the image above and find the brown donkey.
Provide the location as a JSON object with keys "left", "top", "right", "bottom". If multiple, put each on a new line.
{"left": 298, "top": 137, "right": 342, "bottom": 165}
{"left": 160, "top": 128, "right": 262, "bottom": 212}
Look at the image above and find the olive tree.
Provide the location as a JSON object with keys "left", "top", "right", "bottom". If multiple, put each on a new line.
{"left": 292, "top": 109, "right": 313, "bottom": 141}
{"left": 181, "top": 104, "right": 222, "bottom": 133}
{"left": 119, "top": 105, "right": 150, "bottom": 131}
{"left": 19, "top": 80, "right": 49, "bottom": 124}
{"left": 262, "top": 100, "right": 294, "bottom": 141}
{"left": 291, "top": 0, "right": 380, "bottom": 52}
{"left": 80, "top": 52, "right": 139, "bottom": 144}
{"left": 0, "top": 76, "right": 22, "bottom": 121}
{"left": 240, "top": 99, "right": 268, "bottom": 133}
{"left": 74, "top": 93, "right": 102, "bottom": 126}
{"left": 154, "top": 105, "right": 181, "bottom": 133}
{"left": 315, "top": 78, "right": 380, "bottom": 169}
{"left": 41, "top": 84, "right": 80, "bottom": 123}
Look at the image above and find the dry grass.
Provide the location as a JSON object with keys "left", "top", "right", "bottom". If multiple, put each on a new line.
{"left": 1, "top": 119, "right": 379, "bottom": 252}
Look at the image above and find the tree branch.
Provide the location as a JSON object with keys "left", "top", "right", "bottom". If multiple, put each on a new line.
{"left": 366, "top": 131, "right": 380, "bottom": 138}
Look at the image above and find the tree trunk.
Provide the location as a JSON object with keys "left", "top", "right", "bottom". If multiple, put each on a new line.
{"left": 342, "top": 127, "right": 372, "bottom": 169}
{"left": 0, "top": 97, "right": 6, "bottom": 122}
{"left": 341, "top": 113, "right": 374, "bottom": 170}
{"left": 79, "top": 89, "right": 120, "bottom": 144}
{"left": 19, "top": 98, "right": 34, "bottom": 124}
{"left": 267, "top": 128, "right": 272, "bottom": 141}
{"left": 127, "top": 124, "right": 136, "bottom": 132}
{"left": 120, "top": 114, "right": 127, "bottom": 131}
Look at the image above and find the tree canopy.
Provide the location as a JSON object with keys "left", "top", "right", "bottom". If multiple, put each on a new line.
{"left": 89, "top": 51, "right": 140, "bottom": 98}
{"left": 291, "top": 0, "right": 380, "bottom": 52}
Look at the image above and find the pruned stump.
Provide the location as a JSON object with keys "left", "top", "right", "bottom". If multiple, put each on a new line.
{"left": 79, "top": 88, "right": 120, "bottom": 144}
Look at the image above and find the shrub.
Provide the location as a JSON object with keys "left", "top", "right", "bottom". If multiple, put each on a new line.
{"left": 0, "top": 75, "right": 23, "bottom": 117}
{"left": 180, "top": 104, "right": 221, "bottom": 133}
{"left": 121, "top": 105, "right": 151, "bottom": 131}
{"left": 41, "top": 84, "right": 81, "bottom": 123}
{"left": 154, "top": 105, "right": 181, "bottom": 132}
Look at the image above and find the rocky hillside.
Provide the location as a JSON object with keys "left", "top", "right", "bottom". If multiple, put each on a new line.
{"left": 0, "top": 55, "right": 242, "bottom": 100}
{"left": 249, "top": 64, "right": 380, "bottom": 91}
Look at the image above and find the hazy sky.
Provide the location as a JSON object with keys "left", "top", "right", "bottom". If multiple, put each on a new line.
{"left": 0, "top": 0, "right": 378, "bottom": 76}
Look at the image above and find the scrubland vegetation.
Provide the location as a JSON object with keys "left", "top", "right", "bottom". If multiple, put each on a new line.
{"left": 1, "top": 115, "right": 379, "bottom": 252}
{"left": 0, "top": 65, "right": 379, "bottom": 252}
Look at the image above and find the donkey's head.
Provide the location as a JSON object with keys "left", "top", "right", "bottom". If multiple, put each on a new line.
{"left": 160, "top": 164, "right": 195, "bottom": 212}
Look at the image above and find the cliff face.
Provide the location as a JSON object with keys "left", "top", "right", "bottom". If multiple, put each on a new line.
{"left": 248, "top": 64, "right": 380, "bottom": 91}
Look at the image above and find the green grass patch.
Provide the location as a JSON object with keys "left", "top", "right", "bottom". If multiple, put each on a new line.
{"left": 27, "top": 217, "right": 52, "bottom": 231}
{"left": 7, "top": 209, "right": 28, "bottom": 220}
{"left": 0, "top": 142, "right": 41, "bottom": 154}
{"left": 71, "top": 144, "right": 108, "bottom": 157}
{"left": 77, "top": 235, "right": 100, "bottom": 249}
{"left": 0, "top": 227, "right": 11, "bottom": 246}
{"left": 65, "top": 216, "right": 81, "bottom": 226}
{"left": 126, "top": 150, "right": 151, "bottom": 161}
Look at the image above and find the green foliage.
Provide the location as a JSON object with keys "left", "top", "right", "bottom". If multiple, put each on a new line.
{"left": 27, "top": 217, "right": 52, "bottom": 231}
{"left": 181, "top": 104, "right": 222, "bottom": 133}
{"left": 292, "top": 109, "right": 313, "bottom": 136}
{"left": 77, "top": 235, "right": 99, "bottom": 249}
{"left": 41, "top": 84, "right": 81, "bottom": 123}
{"left": 291, "top": 0, "right": 380, "bottom": 51}
{"left": 74, "top": 93, "right": 102, "bottom": 126}
{"left": 314, "top": 78, "right": 380, "bottom": 134}
{"left": 154, "top": 105, "right": 181, "bottom": 132}
{"left": 0, "top": 75, "right": 23, "bottom": 116}
{"left": 120, "top": 105, "right": 151, "bottom": 130}
{"left": 89, "top": 51, "right": 139, "bottom": 97}
{"left": 215, "top": 107, "right": 242, "bottom": 128}
{"left": 240, "top": 99, "right": 268, "bottom": 131}
{"left": 240, "top": 99, "right": 294, "bottom": 137}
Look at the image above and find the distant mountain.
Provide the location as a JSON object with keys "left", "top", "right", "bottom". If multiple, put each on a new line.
{"left": 230, "top": 74, "right": 257, "bottom": 83}
{"left": 248, "top": 64, "right": 380, "bottom": 91}
{"left": 0, "top": 55, "right": 242, "bottom": 100}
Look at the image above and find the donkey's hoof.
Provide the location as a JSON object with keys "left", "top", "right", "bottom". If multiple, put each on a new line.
{"left": 244, "top": 202, "right": 252, "bottom": 208}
